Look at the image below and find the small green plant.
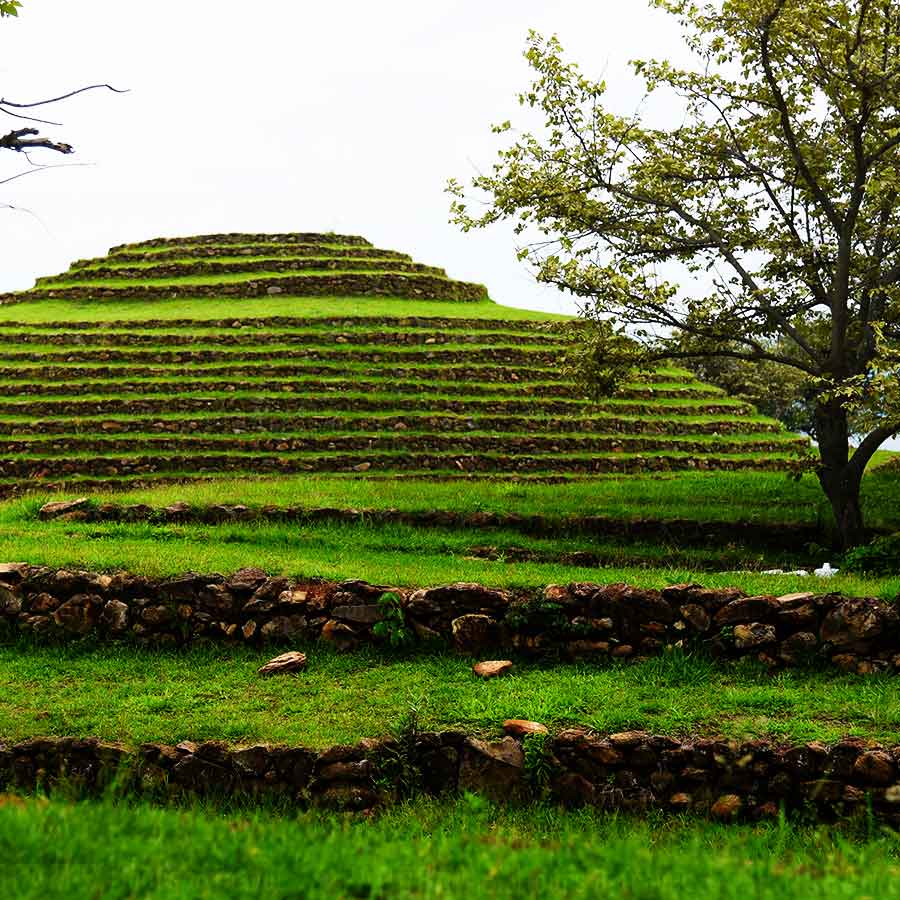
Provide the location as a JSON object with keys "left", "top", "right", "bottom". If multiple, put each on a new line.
{"left": 372, "top": 592, "right": 413, "bottom": 648}
{"left": 374, "top": 705, "right": 424, "bottom": 800}
{"left": 522, "top": 732, "right": 556, "bottom": 796}
{"left": 717, "top": 625, "right": 735, "bottom": 645}
{"left": 504, "top": 599, "right": 573, "bottom": 637}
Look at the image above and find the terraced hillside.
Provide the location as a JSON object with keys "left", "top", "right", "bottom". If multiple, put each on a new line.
{"left": 0, "top": 232, "right": 807, "bottom": 492}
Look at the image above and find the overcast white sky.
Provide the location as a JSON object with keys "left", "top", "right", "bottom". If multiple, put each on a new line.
{"left": 0, "top": 0, "right": 690, "bottom": 313}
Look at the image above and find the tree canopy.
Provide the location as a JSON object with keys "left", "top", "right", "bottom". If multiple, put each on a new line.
{"left": 450, "top": 0, "right": 900, "bottom": 547}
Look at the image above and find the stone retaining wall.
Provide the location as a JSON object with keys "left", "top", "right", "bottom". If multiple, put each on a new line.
{"left": 0, "top": 412, "right": 782, "bottom": 437}
{"left": 109, "top": 232, "right": 373, "bottom": 250}
{"left": 37, "top": 500, "right": 828, "bottom": 549}
{"left": 0, "top": 273, "right": 488, "bottom": 306}
{"left": 0, "top": 315, "right": 569, "bottom": 332}
{"left": 73, "top": 246, "right": 412, "bottom": 267}
{"left": 1, "top": 566, "right": 896, "bottom": 675}
{"left": 0, "top": 348, "right": 561, "bottom": 367}
{"left": 41, "top": 259, "right": 445, "bottom": 283}
{"left": 0, "top": 330, "right": 564, "bottom": 347}
{"left": 4, "top": 432, "right": 803, "bottom": 458}
{"left": 0, "top": 451, "right": 796, "bottom": 479}
{"left": 0, "top": 394, "right": 753, "bottom": 419}
{"left": 0, "top": 381, "right": 720, "bottom": 404}
{"left": 5, "top": 729, "right": 900, "bottom": 823}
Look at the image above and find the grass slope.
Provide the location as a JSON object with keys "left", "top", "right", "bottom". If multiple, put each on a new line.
{"left": 0, "top": 232, "right": 804, "bottom": 488}
{"left": 3, "top": 639, "right": 900, "bottom": 747}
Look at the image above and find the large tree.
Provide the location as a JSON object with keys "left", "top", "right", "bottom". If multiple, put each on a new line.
{"left": 450, "top": 0, "right": 900, "bottom": 548}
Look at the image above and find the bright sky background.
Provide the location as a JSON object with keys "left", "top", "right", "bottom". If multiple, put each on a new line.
{"left": 0, "top": 0, "right": 690, "bottom": 314}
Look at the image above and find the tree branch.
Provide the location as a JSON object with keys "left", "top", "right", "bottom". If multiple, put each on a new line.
{"left": 849, "top": 421, "right": 900, "bottom": 476}
{"left": 759, "top": 1, "right": 843, "bottom": 232}
{"left": 0, "top": 127, "right": 72, "bottom": 154}
{"left": 0, "top": 83, "right": 126, "bottom": 109}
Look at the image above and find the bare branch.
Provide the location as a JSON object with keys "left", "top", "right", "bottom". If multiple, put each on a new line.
{"left": 0, "top": 83, "right": 127, "bottom": 109}
{"left": 0, "top": 126, "right": 72, "bottom": 154}
{"left": 759, "top": 1, "right": 843, "bottom": 232}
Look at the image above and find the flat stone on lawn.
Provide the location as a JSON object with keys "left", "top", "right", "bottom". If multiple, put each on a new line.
{"left": 257, "top": 651, "right": 308, "bottom": 676}
{"left": 473, "top": 660, "right": 513, "bottom": 679}
{"left": 503, "top": 719, "right": 549, "bottom": 738}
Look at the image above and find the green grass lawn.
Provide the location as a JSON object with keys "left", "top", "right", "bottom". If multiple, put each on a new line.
{"left": 0, "top": 295, "right": 568, "bottom": 324}
{"left": 3, "top": 797, "right": 900, "bottom": 900}
{"left": 0, "top": 514, "right": 896, "bottom": 595}
{"left": 3, "top": 639, "right": 900, "bottom": 748}
{"left": 1, "top": 466, "right": 897, "bottom": 593}
{"left": 15, "top": 467, "right": 899, "bottom": 529}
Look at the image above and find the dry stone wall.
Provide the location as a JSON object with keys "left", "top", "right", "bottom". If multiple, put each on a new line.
{"left": 0, "top": 412, "right": 783, "bottom": 438}
{"left": 0, "top": 315, "right": 565, "bottom": 331}
{"left": 0, "top": 451, "right": 797, "bottom": 479}
{"left": 74, "top": 246, "right": 412, "bottom": 266}
{"left": 41, "top": 499, "right": 826, "bottom": 549}
{"left": 3, "top": 433, "right": 801, "bottom": 458}
{"left": 6, "top": 729, "right": 900, "bottom": 824}
{"left": 1, "top": 564, "right": 898, "bottom": 676}
{"left": 39, "top": 259, "right": 446, "bottom": 282}
{"left": 0, "top": 395, "right": 753, "bottom": 418}
{"left": 0, "top": 329, "right": 549, "bottom": 347}
{"left": 108, "top": 232, "right": 373, "bottom": 250}
{"left": 0, "top": 273, "right": 489, "bottom": 305}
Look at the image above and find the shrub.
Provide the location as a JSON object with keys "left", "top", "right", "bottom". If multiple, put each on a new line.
{"left": 841, "top": 534, "right": 900, "bottom": 575}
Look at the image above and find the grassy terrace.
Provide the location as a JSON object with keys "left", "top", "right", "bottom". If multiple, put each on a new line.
{"left": 0, "top": 296, "right": 568, "bottom": 322}
{"left": 1, "top": 484, "right": 898, "bottom": 593}
{"left": 23, "top": 469, "right": 899, "bottom": 525}
{"left": 4, "top": 639, "right": 900, "bottom": 747}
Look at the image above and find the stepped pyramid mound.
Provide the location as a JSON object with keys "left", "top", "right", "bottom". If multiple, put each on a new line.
{"left": 0, "top": 232, "right": 806, "bottom": 491}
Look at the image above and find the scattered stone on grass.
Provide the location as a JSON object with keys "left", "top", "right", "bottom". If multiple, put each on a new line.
{"left": 473, "top": 660, "right": 513, "bottom": 678}
{"left": 257, "top": 651, "right": 308, "bottom": 676}
{"left": 503, "top": 719, "right": 549, "bottom": 738}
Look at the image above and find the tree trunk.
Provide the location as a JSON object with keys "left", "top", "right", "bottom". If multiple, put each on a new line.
{"left": 814, "top": 400, "right": 866, "bottom": 550}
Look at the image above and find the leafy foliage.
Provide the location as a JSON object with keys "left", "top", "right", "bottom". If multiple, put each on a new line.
{"left": 684, "top": 345, "right": 814, "bottom": 435}
{"left": 372, "top": 592, "right": 414, "bottom": 648}
{"left": 841, "top": 532, "right": 900, "bottom": 574}
{"left": 451, "top": 1, "right": 900, "bottom": 544}
{"left": 0, "top": 1, "right": 21, "bottom": 17}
